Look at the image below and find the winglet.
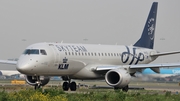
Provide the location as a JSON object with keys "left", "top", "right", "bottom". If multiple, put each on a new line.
{"left": 134, "top": 2, "right": 158, "bottom": 49}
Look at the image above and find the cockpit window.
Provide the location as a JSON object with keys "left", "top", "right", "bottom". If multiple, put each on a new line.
{"left": 40, "top": 49, "right": 47, "bottom": 55}
{"left": 23, "top": 49, "right": 39, "bottom": 55}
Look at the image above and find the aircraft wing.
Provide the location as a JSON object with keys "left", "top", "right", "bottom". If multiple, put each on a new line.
{"left": 93, "top": 63, "right": 180, "bottom": 73}
{"left": 0, "top": 60, "right": 17, "bottom": 65}
{"left": 129, "top": 63, "right": 180, "bottom": 69}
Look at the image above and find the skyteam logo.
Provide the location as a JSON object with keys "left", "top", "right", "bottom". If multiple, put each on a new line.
{"left": 148, "top": 18, "right": 155, "bottom": 40}
{"left": 58, "top": 57, "right": 69, "bottom": 69}
{"left": 121, "top": 46, "right": 144, "bottom": 65}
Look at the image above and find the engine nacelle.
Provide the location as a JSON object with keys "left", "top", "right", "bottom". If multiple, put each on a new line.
{"left": 105, "top": 69, "right": 131, "bottom": 88}
{"left": 25, "top": 76, "right": 50, "bottom": 86}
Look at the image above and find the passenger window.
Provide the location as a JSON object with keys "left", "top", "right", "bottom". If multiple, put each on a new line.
{"left": 40, "top": 50, "right": 47, "bottom": 55}
{"left": 91, "top": 53, "right": 93, "bottom": 56}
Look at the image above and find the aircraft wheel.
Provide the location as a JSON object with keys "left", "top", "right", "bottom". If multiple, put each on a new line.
{"left": 114, "top": 87, "right": 120, "bottom": 90}
{"left": 62, "top": 82, "right": 69, "bottom": 91}
{"left": 70, "top": 81, "right": 77, "bottom": 91}
{"left": 122, "top": 85, "right": 128, "bottom": 92}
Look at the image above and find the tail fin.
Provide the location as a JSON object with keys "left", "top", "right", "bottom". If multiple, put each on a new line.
{"left": 134, "top": 2, "right": 158, "bottom": 49}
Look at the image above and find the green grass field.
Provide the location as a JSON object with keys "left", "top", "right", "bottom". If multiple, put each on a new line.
{"left": 0, "top": 87, "right": 180, "bottom": 101}
{"left": 0, "top": 80, "right": 180, "bottom": 101}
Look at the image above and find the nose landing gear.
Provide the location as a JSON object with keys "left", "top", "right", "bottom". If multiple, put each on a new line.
{"left": 34, "top": 77, "right": 41, "bottom": 89}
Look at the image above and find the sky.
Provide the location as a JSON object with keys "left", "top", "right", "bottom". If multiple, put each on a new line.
{"left": 0, "top": 0, "right": 180, "bottom": 64}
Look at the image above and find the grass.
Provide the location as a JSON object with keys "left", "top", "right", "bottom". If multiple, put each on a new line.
{"left": 0, "top": 84, "right": 180, "bottom": 101}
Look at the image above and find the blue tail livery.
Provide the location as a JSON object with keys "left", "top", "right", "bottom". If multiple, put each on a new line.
{"left": 134, "top": 2, "right": 158, "bottom": 49}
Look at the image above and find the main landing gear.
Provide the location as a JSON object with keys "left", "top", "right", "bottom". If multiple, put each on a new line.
{"left": 114, "top": 85, "right": 129, "bottom": 92}
{"left": 62, "top": 76, "right": 77, "bottom": 91}
{"left": 62, "top": 81, "right": 77, "bottom": 91}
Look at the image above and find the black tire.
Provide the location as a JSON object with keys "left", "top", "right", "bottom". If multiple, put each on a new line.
{"left": 70, "top": 81, "right": 77, "bottom": 91}
{"left": 122, "top": 85, "right": 128, "bottom": 92}
{"left": 62, "top": 82, "right": 69, "bottom": 91}
{"left": 114, "top": 87, "right": 120, "bottom": 90}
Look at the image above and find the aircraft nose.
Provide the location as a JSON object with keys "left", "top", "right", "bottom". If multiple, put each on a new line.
{"left": 16, "top": 56, "right": 40, "bottom": 75}
{"left": 16, "top": 62, "right": 30, "bottom": 74}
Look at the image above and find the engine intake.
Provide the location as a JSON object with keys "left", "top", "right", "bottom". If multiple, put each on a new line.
{"left": 105, "top": 69, "right": 131, "bottom": 88}
{"left": 25, "top": 76, "right": 50, "bottom": 86}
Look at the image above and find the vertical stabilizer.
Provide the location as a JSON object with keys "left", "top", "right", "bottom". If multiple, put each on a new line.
{"left": 134, "top": 2, "right": 158, "bottom": 49}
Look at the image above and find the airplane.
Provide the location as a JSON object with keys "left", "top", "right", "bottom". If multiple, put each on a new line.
{"left": 0, "top": 70, "right": 24, "bottom": 79}
{"left": 0, "top": 59, "right": 23, "bottom": 79}
{"left": 136, "top": 68, "right": 180, "bottom": 81}
{"left": 1, "top": 2, "right": 180, "bottom": 92}
{"left": 0, "top": 70, "right": 20, "bottom": 76}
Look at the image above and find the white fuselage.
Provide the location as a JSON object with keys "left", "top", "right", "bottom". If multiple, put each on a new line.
{"left": 16, "top": 42, "right": 157, "bottom": 79}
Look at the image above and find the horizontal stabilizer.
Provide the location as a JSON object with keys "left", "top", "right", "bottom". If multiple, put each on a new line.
{"left": 151, "top": 51, "right": 180, "bottom": 57}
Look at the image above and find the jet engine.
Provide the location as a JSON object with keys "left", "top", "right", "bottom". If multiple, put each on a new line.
{"left": 105, "top": 69, "right": 131, "bottom": 88}
{"left": 25, "top": 76, "right": 50, "bottom": 86}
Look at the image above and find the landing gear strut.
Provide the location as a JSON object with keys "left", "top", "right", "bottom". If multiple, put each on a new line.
{"left": 34, "top": 77, "right": 41, "bottom": 90}
{"left": 34, "top": 84, "right": 41, "bottom": 89}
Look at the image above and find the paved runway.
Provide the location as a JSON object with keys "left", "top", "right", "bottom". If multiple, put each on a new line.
{"left": 75, "top": 80, "right": 180, "bottom": 92}
{"left": 129, "top": 82, "right": 180, "bottom": 93}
